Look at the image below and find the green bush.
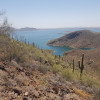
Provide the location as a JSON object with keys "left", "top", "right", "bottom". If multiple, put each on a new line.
{"left": 52, "top": 64, "right": 63, "bottom": 74}
{"left": 61, "top": 68, "right": 73, "bottom": 81}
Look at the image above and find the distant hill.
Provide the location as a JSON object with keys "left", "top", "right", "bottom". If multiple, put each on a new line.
{"left": 0, "top": 27, "right": 37, "bottom": 31}
{"left": 47, "top": 30, "right": 100, "bottom": 48}
{"left": 15, "top": 27, "right": 37, "bottom": 31}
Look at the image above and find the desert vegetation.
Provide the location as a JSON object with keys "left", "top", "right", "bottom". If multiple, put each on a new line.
{"left": 0, "top": 13, "right": 100, "bottom": 100}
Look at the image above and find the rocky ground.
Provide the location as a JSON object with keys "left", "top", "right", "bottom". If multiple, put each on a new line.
{"left": 0, "top": 60, "right": 93, "bottom": 100}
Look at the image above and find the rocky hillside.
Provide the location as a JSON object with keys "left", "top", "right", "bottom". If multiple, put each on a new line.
{"left": 0, "top": 60, "right": 93, "bottom": 100}
{"left": 47, "top": 30, "right": 100, "bottom": 48}
{"left": 0, "top": 30, "right": 99, "bottom": 100}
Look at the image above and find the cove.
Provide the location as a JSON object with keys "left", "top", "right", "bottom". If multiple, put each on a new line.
{"left": 14, "top": 28, "right": 100, "bottom": 56}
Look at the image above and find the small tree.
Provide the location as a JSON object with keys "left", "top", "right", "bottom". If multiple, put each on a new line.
{"left": 0, "top": 12, "right": 13, "bottom": 36}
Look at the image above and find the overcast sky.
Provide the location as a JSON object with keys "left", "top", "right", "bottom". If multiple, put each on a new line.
{"left": 0, "top": 0, "right": 100, "bottom": 29}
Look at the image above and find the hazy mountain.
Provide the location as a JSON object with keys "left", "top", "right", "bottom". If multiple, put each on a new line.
{"left": 15, "top": 27, "right": 37, "bottom": 31}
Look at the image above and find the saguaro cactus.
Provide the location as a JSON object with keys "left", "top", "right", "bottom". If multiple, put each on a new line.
{"left": 62, "top": 57, "right": 63, "bottom": 62}
{"left": 32, "top": 42, "right": 35, "bottom": 47}
{"left": 59, "top": 55, "right": 60, "bottom": 63}
{"left": 73, "top": 59, "right": 75, "bottom": 73}
{"left": 39, "top": 57, "right": 42, "bottom": 67}
{"left": 78, "top": 54, "right": 84, "bottom": 77}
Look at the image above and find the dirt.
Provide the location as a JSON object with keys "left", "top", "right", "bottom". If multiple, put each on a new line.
{"left": 0, "top": 60, "right": 92, "bottom": 100}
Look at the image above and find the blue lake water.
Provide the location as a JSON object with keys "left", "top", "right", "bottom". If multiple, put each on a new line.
{"left": 14, "top": 28, "right": 100, "bottom": 56}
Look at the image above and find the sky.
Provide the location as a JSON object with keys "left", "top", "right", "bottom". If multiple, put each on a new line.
{"left": 0, "top": 0, "right": 100, "bottom": 29}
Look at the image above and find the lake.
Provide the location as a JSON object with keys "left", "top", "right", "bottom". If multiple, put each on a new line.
{"left": 14, "top": 28, "right": 100, "bottom": 56}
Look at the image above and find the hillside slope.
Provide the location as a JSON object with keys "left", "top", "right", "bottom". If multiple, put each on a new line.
{"left": 0, "top": 31, "right": 99, "bottom": 100}
{"left": 64, "top": 48, "right": 100, "bottom": 78}
{"left": 0, "top": 60, "right": 93, "bottom": 100}
{"left": 47, "top": 30, "right": 100, "bottom": 48}
{"left": 0, "top": 34, "right": 92, "bottom": 100}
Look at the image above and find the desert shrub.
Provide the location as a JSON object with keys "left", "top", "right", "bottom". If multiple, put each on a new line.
{"left": 38, "top": 65, "right": 50, "bottom": 74}
{"left": 52, "top": 64, "right": 63, "bottom": 74}
{"left": 80, "top": 74, "right": 100, "bottom": 88}
{"left": 61, "top": 68, "right": 73, "bottom": 81}
{"left": 94, "top": 90, "right": 100, "bottom": 100}
{"left": 74, "top": 88, "right": 91, "bottom": 99}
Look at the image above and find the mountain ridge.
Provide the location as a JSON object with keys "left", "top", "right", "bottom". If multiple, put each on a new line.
{"left": 47, "top": 30, "right": 100, "bottom": 48}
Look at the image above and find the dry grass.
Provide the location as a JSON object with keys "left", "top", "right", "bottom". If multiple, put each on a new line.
{"left": 74, "top": 87, "right": 92, "bottom": 99}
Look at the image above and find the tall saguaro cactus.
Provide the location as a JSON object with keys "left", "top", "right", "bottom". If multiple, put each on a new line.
{"left": 72, "top": 59, "right": 75, "bottom": 73}
{"left": 78, "top": 54, "right": 84, "bottom": 77}
{"left": 59, "top": 55, "right": 61, "bottom": 63}
{"left": 39, "top": 57, "right": 42, "bottom": 67}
